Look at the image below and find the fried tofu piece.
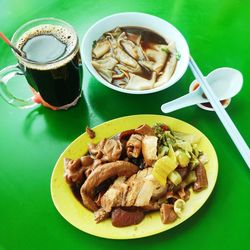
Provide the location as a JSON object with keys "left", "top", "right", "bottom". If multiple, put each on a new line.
{"left": 142, "top": 135, "right": 158, "bottom": 166}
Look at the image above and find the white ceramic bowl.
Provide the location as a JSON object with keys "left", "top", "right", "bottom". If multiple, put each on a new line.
{"left": 81, "top": 12, "right": 190, "bottom": 94}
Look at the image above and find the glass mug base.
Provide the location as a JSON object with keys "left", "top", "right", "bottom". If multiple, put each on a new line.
{"left": 33, "top": 92, "right": 81, "bottom": 110}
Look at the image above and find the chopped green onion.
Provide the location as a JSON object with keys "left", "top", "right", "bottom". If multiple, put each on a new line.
{"left": 161, "top": 47, "right": 169, "bottom": 53}
{"left": 176, "top": 52, "right": 181, "bottom": 60}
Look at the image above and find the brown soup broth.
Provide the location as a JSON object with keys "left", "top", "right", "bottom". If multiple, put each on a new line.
{"left": 120, "top": 27, "right": 168, "bottom": 81}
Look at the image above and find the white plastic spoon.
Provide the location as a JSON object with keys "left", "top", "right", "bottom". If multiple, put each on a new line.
{"left": 161, "top": 67, "right": 243, "bottom": 113}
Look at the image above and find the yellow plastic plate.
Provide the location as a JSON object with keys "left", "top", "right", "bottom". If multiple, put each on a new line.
{"left": 51, "top": 115, "right": 218, "bottom": 239}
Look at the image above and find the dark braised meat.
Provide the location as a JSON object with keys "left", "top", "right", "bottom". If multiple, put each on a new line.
{"left": 64, "top": 122, "right": 209, "bottom": 227}
{"left": 81, "top": 191, "right": 99, "bottom": 212}
{"left": 81, "top": 161, "right": 139, "bottom": 197}
{"left": 119, "top": 129, "right": 135, "bottom": 141}
{"left": 135, "top": 124, "right": 155, "bottom": 136}
{"left": 160, "top": 204, "right": 178, "bottom": 224}
{"left": 86, "top": 127, "right": 96, "bottom": 139}
{"left": 193, "top": 164, "right": 208, "bottom": 192}
{"left": 88, "top": 138, "right": 122, "bottom": 162}
{"left": 176, "top": 166, "right": 189, "bottom": 179}
{"left": 128, "top": 156, "right": 145, "bottom": 169}
{"left": 111, "top": 208, "right": 144, "bottom": 227}
{"left": 64, "top": 157, "right": 92, "bottom": 184}
{"left": 126, "top": 134, "right": 143, "bottom": 158}
{"left": 80, "top": 161, "right": 139, "bottom": 212}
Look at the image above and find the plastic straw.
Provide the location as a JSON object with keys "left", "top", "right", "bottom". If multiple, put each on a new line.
{"left": 0, "top": 32, "right": 24, "bottom": 57}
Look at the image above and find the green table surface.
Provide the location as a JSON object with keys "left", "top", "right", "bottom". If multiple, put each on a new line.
{"left": 0, "top": 0, "right": 249, "bottom": 249}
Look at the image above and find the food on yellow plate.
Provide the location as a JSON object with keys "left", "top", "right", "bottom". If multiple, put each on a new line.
{"left": 152, "top": 155, "right": 177, "bottom": 185}
{"left": 64, "top": 123, "right": 208, "bottom": 227}
{"left": 173, "top": 199, "right": 186, "bottom": 217}
{"left": 91, "top": 27, "right": 178, "bottom": 90}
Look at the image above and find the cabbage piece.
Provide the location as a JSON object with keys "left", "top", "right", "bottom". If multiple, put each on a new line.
{"left": 175, "top": 140, "right": 193, "bottom": 152}
{"left": 168, "top": 144, "right": 177, "bottom": 163}
{"left": 168, "top": 170, "right": 182, "bottom": 186}
{"left": 172, "top": 131, "right": 201, "bottom": 144}
{"left": 175, "top": 149, "right": 190, "bottom": 167}
{"left": 152, "top": 155, "right": 178, "bottom": 186}
{"left": 158, "top": 145, "right": 169, "bottom": 158}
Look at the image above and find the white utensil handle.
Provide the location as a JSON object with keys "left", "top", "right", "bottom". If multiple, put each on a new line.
{"left": 161, "top": 91, "right": 202, "bottom": 113}
{"left": 189, "top": 57, "right": 250, "bottom": 169}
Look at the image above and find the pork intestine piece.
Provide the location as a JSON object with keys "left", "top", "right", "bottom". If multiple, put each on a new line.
{"left": 92, "top": 39, "right": 110, "bottom": 59}
{"left": 116, "top": 63, "right": 141, "bottom": 75}
{"left": 92, "top": 57, "right": 118, "bottom": 71}
{"left": 92, "top": 57, "right": 118, "bottom": 82}
{"left": 144, "top": 44, "right": 169, "bottom": 73}
{"left": 118, "top": 32, "right": 146, "bottom": 62}
{"left": 155, "top": 43, "right": 177, "bottom": 87}
{"left": 114, "top": 47, "right": 141, "bottom": 70}
{"left": 125, "top": 72, "right": 156, "bottom": 90}
{"left": 92, "top": 27, "right": 177, "bottom": 89}
{"left": 120, "top": 39, "right": 138, "bottom": 60}
{"left": 88, "top": 138, "right": 122, "bottom": 162}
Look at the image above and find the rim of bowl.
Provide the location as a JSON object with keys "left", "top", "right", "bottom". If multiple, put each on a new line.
{"left": 81, "top": 12, "right": 190, "bottom": 94}
{"left": 189, "top": 79, "right": 231, "bottom": 111}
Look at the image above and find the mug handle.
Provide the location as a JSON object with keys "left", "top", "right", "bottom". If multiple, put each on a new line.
{"left": 0, "top": 64, "right": 37, "bottom": 108}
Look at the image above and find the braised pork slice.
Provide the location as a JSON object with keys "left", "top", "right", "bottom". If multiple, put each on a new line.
{"left": 100, "top": 168, "right": 167, "bottom": 211}
{"left": 100, "top": 177, "right": 128, "bottom": 212}
{"left": 134, "top": 179, "right": 155, "bottom": 206}
{"left": 125, "top": 179, "right": 145, "bottom": 206}
{"left": 125, "top": 168, "right": 152, "bottom": 207}
{"left": 126, "top": 168, "right": 167, "bottom": 207}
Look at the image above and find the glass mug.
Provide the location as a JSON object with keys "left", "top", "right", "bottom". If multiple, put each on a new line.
{"left": 0, "top": 18, "right": 83, "bottom": 110}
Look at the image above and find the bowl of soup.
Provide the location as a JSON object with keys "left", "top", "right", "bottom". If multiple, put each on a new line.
{"left": 81, "top": 12, "right": 189, "bottom": 94}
